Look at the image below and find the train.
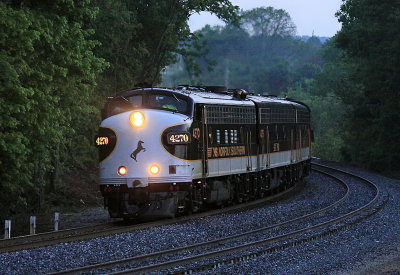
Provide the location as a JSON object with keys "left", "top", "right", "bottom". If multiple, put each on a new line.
{"left": 95, "top": 86, "right": 312, "bottom": 219}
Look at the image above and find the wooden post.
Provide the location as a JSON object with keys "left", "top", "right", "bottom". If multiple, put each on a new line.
{"left": 54, "top": 212, "right": 59, "bottom": 232}
{"left": 4, "top": 220, "right": 11, "bottom": 239}
{"left": 30, "top": 216, "right": 36, "bottom": 235}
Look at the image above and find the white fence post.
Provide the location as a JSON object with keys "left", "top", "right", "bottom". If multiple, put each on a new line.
{"left": 30, "top": 216, "right": 36, "bottom": 235}
{"left": 4, "top": 220, "right": 11, "bottom": 239}
{"left": 54, "top": 212, "right": 59, "bottom": 232}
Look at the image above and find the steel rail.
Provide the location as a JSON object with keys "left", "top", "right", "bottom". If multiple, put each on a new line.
{"left": 0, "top": 222, "right": 118, "bottom": 254}
{"left": 162, "top": 163, "right": 385, "bottom": 275}
{"left": 108, "top": 164, "right": 386, "bottom": 274}
{"left": 1, "top": 183, "right": 296, "bottom": 254}
{"left": 51, "top": 169, "right": 350, "bottom": 275}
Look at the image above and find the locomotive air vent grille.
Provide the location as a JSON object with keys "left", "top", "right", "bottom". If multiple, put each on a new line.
{"left": 206, "top": 106, "right": 256, "bottom": 124}
{"left": 297, "top": 110, "right": 311, "bottom": 124}
{"left": 260, "top": 108, "right": 296, "bottom": 124}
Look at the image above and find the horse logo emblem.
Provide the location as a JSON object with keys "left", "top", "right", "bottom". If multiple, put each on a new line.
{"left": 130, "top": 140, "right": 146, "bottom": 162}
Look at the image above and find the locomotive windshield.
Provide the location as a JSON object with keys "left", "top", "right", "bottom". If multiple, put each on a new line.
{"left": 102, "top": 89, "right": 192, "bottom": 119}
{"left": 148, "top": 94, "right": 187, "bottom": 112}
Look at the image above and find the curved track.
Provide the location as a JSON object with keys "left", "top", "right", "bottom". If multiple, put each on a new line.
{"left": 0, "top": 223, "right": 118, "bottom": 254}
{"left": 48, "top": 162, "right": 387, "bottom": 275}
{"left": 0, "top": 183, "right": 296, "bottom": 254}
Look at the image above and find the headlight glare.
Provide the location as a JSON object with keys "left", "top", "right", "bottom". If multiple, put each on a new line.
{"left": 149, "top": 164, "right": 160, "bottom": 175}
{"left": 118, "top": 166, "right": 127, "bottom": 176}
{"left": 130, "top": 111, "right": 144, "bottom": 127}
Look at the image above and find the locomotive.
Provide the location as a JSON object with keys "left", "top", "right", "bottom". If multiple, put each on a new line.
{"left": 95, "top": 86, "right": 312, "bottom": 219}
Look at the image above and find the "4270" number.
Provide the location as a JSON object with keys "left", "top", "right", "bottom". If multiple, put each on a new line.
{"left": 167, "top": 132, "right": 191, "bottom": 144}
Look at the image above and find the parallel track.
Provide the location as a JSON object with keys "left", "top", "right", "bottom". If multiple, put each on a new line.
{"left": 0, "top": 183, "right": 296, "bottom": 254}
{"left": 0, "top": 223, "right": 118, "bottom": 254}
{"left": 51, "top": 163, "right": 386, "bottom": 275}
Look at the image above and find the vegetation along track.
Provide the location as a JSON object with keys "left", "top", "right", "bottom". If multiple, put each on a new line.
{"left": 0, "top": 182, "right": 296, "bottom": 254}
{"left": 49, "top": 162, "right": 388, "bottom": 275}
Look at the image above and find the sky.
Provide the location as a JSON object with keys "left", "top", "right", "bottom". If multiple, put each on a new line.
{"left": 188, "top": 0, "right": 343, "bottom": 37}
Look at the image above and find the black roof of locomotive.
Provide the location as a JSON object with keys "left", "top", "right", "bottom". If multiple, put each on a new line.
{"left": 112, "top": 86, "right": 310, "bottom": 114}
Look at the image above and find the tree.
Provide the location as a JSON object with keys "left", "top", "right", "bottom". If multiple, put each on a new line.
{"left": 91, "top": 0, "right": 239, "bottom": 94}
{"left": 241, "top": 7, "right": 296, "bottom": 37}
{"left": 292, "top": 39, "right": 349, "bottom": 161}
{"left": 89, "top": 0, "right": 144, "bottom": 94}
{"left": 164, "top": 7, "right": 324, "bottom": 94}
{"left": 0, "top": 1, "right": 105, "bottom": 216}
{"left": 335, "top": 0, "right": 400, "bottom": 172}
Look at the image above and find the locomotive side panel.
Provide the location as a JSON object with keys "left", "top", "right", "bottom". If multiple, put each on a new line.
{"left": 202, "top": 104, "right": 256, "bottom": 177}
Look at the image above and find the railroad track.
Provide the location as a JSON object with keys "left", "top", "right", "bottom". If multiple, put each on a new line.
{"left": 0, "top": 222, "right": 120, "bottom": 254}
{"left": 0, "top": 182, "right": 296, "bottom": 254}
{"left": 49, "top": 162, "right": 387, "bottom": 275}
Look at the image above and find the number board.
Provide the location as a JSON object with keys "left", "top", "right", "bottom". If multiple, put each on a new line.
{"left": 95, "top": 136, "right": 109, "bottom": 146}
{"left": 167, "top": 132, "right": 191, "bottom": 145}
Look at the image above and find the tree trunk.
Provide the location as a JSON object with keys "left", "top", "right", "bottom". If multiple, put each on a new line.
{"left": 52, "top": 143, "right": 60, "bottom": 192}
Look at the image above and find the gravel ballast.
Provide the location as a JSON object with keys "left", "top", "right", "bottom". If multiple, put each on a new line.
{"left": 206, "top": 161, "right": 400, "bottom": 274}
{"left": 1, "top": 161, "right": 399, "bottom": 274}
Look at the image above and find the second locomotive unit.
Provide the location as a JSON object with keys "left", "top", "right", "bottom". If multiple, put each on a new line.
{"left": 95, "top": 86, "right": 312, "bottom": 219}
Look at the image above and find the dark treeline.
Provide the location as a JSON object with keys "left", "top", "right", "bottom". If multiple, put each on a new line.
{"left": 1, "top": 0, "right": 399, "bottom": 217}
{"left": 164, "top": 2, "right": 400, "bottom": 175}
{"left": 0, "top": 0, "right": 238, "bottom": 217}
{"left": 335, "top": 0, "right": 400, "bottom": 173}
{"left": 164, "top": 8, "right": 324, "bottom": 94}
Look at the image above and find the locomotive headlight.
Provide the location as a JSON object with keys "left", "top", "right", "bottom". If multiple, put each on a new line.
{"left": 118, "top": 166, "right": 127, "bottom": 176}
{"left": 149, "top": 164, "right": 160, "bottom": 175}
{"left": 130, "top": 111, "right": 144, "bottom": 128}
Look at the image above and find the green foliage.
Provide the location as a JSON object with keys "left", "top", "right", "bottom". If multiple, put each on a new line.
{"left": 90, "top": 0, "right": 144, "bottom": 94}
{"left": 0, "top": 1, "right": 105, "bottom": 216}
{"left": 334, "top": 0, "right": 400, "bottom": 172}
{"left": 241, "top": 7, "right": 296, "bottom": 37}
{"left": 91, "top": 0, "right": 239, "bottom": 95}
{"left": 163, "top": 7, "right": 324, "bottom": 93}
{"left": 0, "top": 0, "right": 240, "bottom": 217}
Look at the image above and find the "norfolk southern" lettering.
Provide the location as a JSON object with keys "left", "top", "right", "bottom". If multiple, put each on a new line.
{"left": 207, "top": 146, "right": 246, "bottom": 158}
